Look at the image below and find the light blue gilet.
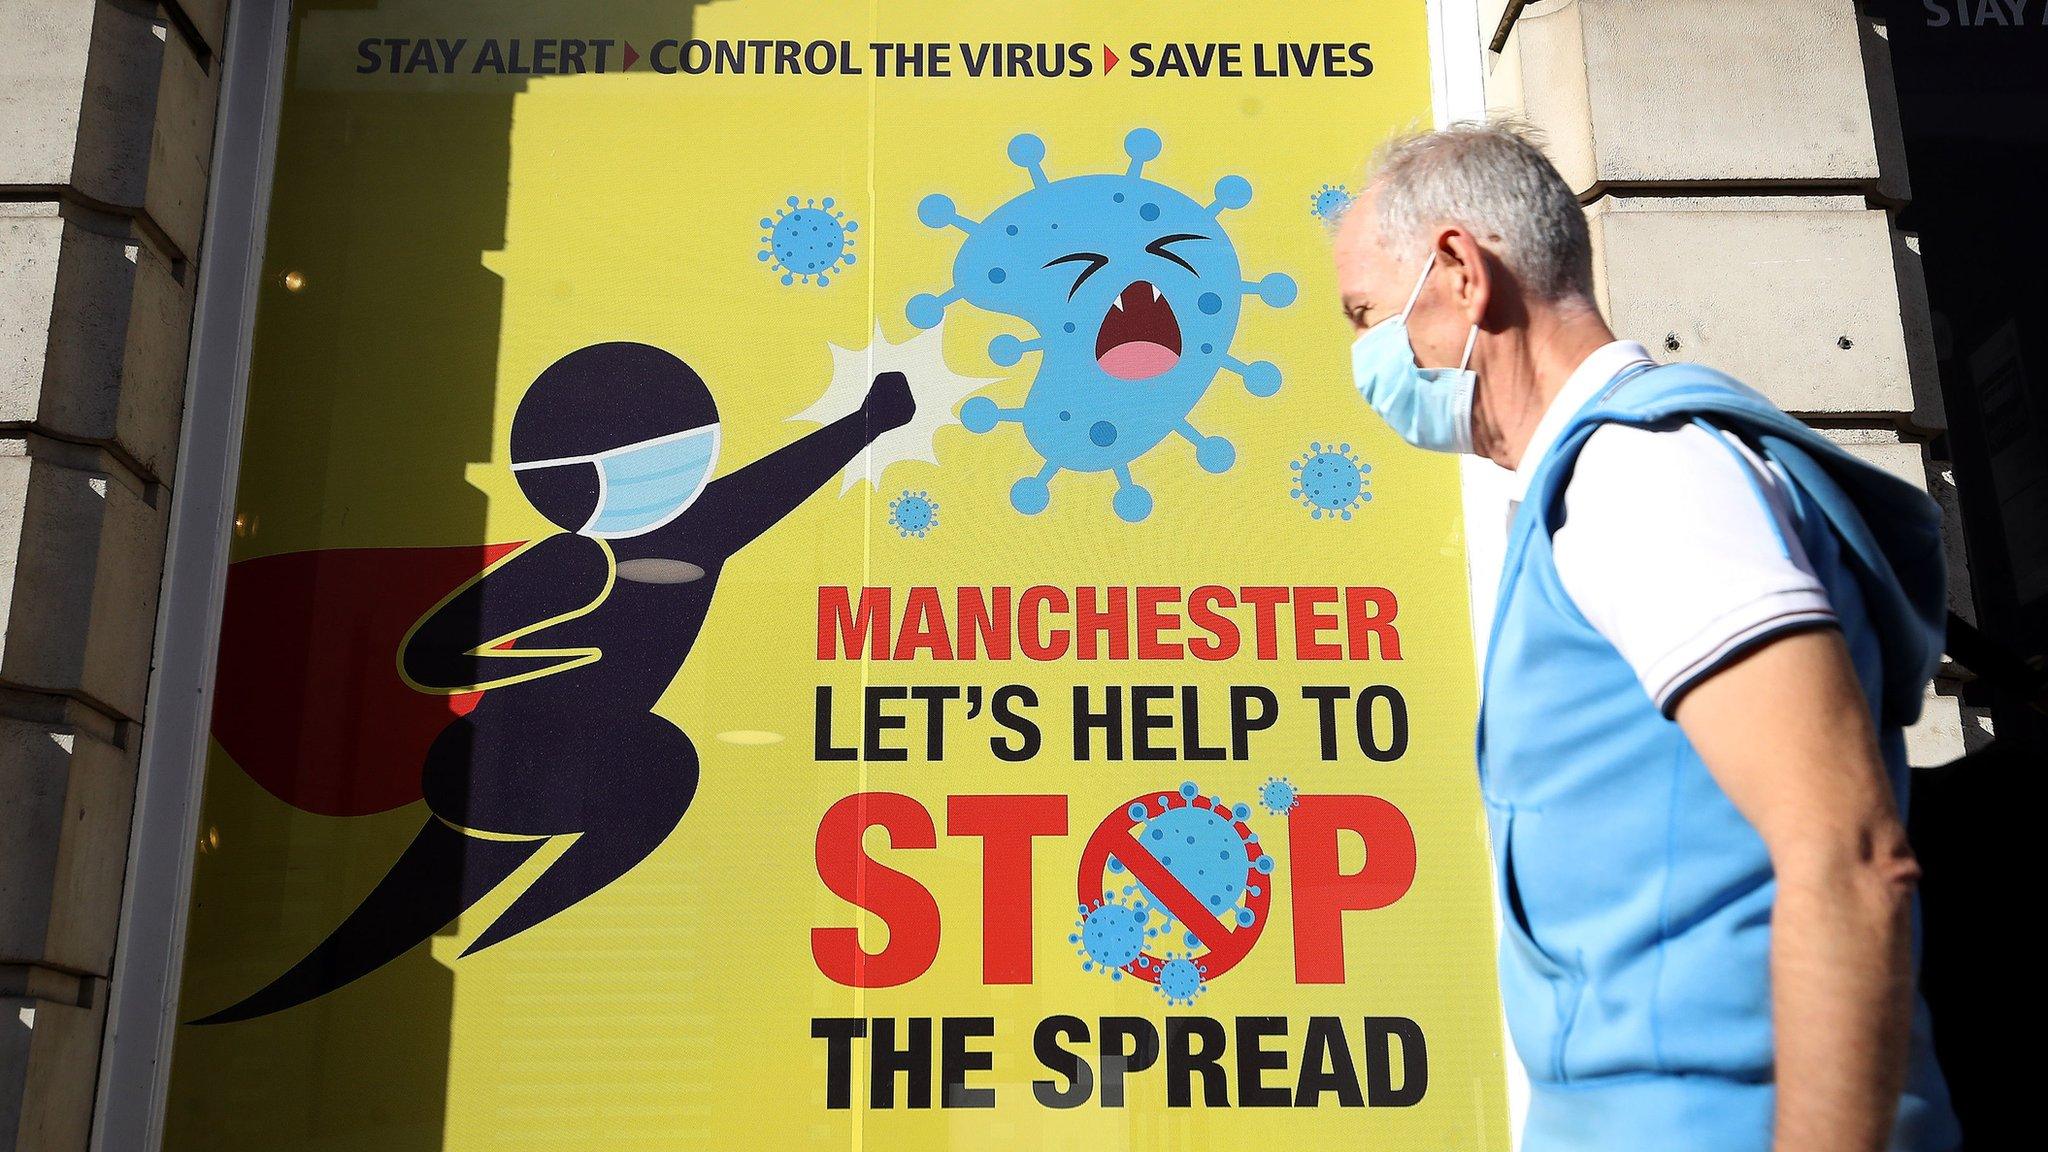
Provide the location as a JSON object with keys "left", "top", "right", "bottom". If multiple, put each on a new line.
{"left": 1479, "top": 363, "right": 1960, "bottom": 1151}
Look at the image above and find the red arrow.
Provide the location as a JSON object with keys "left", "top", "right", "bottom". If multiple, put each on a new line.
{"left": 622, "top": 41, "right": 640, "bottom": 71}
{"left": 1103, "top": 45, "right": 1119, "bottom": 74}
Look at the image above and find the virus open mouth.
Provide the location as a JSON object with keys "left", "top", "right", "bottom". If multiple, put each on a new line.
{"left": 1095, "top": 280, "right": 1183, "bottom": 381}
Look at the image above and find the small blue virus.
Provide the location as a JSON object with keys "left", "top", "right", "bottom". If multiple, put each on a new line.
{"left": 1154, "top": 953, "right": 1209, "bottom": 1007}
{"left": 759, "top": 196, "right": 858, "bottom": 286}
{"left": 1291, "top": 441, "right": 1370, "bottom": 521}
{"left": 887, "top": 490, "right": 939, "bottom": 538}
{"left": 1258, "top": 777, "right": 1299, "bottom": 816}
{"left": 1309, "top": 183, "right": 1354, "bottom": 224}
{"left": 911, "top": 128, "right": 1296, "bottom": 522}
{"left": 1073, "top": 895, "right": 1156, "bottom": 980}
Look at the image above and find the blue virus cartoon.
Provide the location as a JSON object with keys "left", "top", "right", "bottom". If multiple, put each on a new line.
{"left": 759, "top": 196, "right": 858, "bottom": 286}
{"left": 1072, "top": 894, "right": 1157, "bottom": 980}
{"left": 909, "top": 129, "right": 1297, "bottom": 523}
{"left": 1108, "top": 781, "right": 1274, "bottom": 955}
{"left": 1258, "top": 777, "right": 1299, "bottom": 816}
{"left": 887, "top": 490, "right": 939, "bottom": 538}
{"left": 1309, "top": 183, "right": 1354, "bottom": 224}
{"left": 1291, "top": 441, "right": 1370, "bottom": 521}
{"left": 1154, "top": 953, "right": 1209, "bottom": 1007}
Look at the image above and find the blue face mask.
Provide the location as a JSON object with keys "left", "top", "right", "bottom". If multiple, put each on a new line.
{"left": 516, "top": 424, "right": 721, "bottom": 539}
{"left": 1350, "top": 251, "right": 1478, "bottom": 455}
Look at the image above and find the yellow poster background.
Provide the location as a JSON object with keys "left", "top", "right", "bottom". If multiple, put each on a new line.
{"left": 166, "top": 2, "right": 1509, "bottom": 1148}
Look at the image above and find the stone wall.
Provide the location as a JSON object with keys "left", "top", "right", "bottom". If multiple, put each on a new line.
{"left": 1482, "top": 0, "right": 1978, "bottom": 765}
{"left": 0, "top": 3, "right": 225, "bottom": 1149}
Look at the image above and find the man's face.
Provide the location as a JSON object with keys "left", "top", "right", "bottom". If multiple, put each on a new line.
{"left": 1331, "top": 186, "right": 1473, "bottom": 374}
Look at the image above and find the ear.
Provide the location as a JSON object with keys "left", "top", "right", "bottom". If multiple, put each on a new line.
{"left": 1433, "top": 226, "right": 1493, "bottom": 329}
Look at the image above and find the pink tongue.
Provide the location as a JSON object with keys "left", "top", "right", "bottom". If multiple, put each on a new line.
{"left": 1097, "top": 341, "right": 1180, "bottom": 381}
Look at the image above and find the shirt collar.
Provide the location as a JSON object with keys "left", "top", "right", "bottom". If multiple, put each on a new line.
{"left": 1511, "top": 340, "right": 1656, "bottom": 499}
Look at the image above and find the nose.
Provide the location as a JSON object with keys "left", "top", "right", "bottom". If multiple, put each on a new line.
{"left": 1089, "top": 420, "right": 1118, "bottom": 447}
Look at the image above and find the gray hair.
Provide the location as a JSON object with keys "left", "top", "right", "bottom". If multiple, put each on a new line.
{"left": 1358, "top": 120, "right": 1594, "bottom": 305}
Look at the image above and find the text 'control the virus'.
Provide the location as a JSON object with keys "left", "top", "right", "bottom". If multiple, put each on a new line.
{"left": 909, "top": 129, "right": 1296, "bottom": 523}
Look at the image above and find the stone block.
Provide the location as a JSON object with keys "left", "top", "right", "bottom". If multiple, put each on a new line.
{"left": 1927, "top": 461, "right": 1976, "bottom": 626}
{"left": 0, "top": 976, "right": 104, "bottom": 1152}
{"left": 0, "top": 204, "right": 196, "bottom": 484}
{"left": 169, "top": 0, "right": 227, "bottom": 60}
{"left": 0, "top": 1, "right": 221, "bottom": 259}
{"left": 1834, "top": 434, "right": 1978, "bottom": 627}
{"left": 1830, "top": 432, "right": 1928, "bottom": 489}
{"left": 1888, "top": 230, "right": 1946, "bottom": 435}
{"left": 1858, "top": 12, "right": 1912, "bottom": 207}
{"left": 1484, "top": 19, "right": 1529, "bottom": 118}
{"left": 140, "top": 7, "right": 220, "bottom": 258}
{"left": 1498, "top": 0, "right": 1881, "bottom": 195}
{"left": 0, "top": 442, "right": 168, "bottom": 721}
{"left": 1587, "top": 197, "right": 1919, "bottom": 419}
{"left": 1906, "top": 685, "right": 1965, "bottom": 769}
{"left": 0, "top": 712, "right": 137, "bottom": 978}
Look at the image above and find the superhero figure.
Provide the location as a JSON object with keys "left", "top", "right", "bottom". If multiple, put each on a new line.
{"left": 197, "top": 342, "right": 913, "bottom": 1023}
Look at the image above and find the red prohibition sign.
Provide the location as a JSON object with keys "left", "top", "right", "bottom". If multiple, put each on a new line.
{"left": 1077, "top": 785, "right": 1274, "bottom": 985}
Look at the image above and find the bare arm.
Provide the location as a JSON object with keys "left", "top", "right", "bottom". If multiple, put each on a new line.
{"left": 1673, "top": 627, "right": 1918, "bottom": 1152}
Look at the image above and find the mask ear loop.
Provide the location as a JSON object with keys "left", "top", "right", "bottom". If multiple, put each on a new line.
{"left": 1399, "top": 250, "right": 1439, "bottom": 320}
{"left": 1403, "top": 250, "right": 1479, "bottom": 372}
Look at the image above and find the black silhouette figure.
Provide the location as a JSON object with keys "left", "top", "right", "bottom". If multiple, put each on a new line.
{"left": 197, "top": 342, "right": 913, "bottom": 1023}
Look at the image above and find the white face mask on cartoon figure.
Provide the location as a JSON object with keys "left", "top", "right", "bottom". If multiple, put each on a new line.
{"left": 514, "top": 424, "right": 721, "bottom": 539}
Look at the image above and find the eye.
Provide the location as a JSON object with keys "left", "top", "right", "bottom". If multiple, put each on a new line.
{"left": 1043, "top": 252, "right": 1109, "bottom": 299}
{"left": 1145, "top": 233, "right": 1209, "bottom": 274}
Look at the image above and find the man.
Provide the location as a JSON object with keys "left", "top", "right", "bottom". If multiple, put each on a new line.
{"left": 1333, "top": 122, "right": 1960, "bottom": 1151}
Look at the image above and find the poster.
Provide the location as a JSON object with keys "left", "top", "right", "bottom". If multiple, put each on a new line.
{"left": 165, "top": 2, "right": 1509, "bottom": 1147}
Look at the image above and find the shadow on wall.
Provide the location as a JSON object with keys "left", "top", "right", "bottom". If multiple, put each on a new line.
{"left": 161, "top": 3, "right": 711, "bottom": 1148}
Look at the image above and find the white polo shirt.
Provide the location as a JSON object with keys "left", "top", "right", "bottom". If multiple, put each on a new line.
{"left": 1514, "top": 341, "right": 1838, "bottom": 713}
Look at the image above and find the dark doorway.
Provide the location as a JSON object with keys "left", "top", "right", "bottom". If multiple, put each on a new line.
{"left": 1872, "top": 3, "right": 2048, "bottom": 1145}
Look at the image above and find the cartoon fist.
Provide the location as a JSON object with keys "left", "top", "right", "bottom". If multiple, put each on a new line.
{"left": 863, "top": 371, "right": 916, "bottom": 433}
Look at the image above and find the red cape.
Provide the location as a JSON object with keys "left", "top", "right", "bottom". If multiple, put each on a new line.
{"left": 209, "top": 543, "right": 522, "bottom": 817}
